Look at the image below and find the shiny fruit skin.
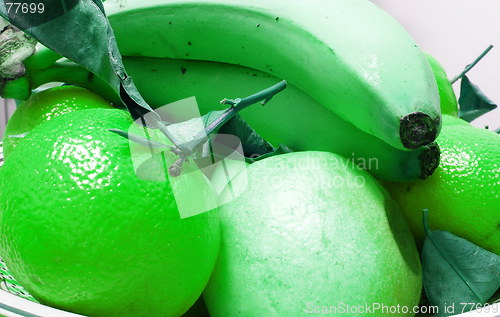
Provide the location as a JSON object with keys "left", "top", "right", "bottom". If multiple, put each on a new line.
{"left": 385, "top": 115, "right": 500, "bottom": 255}
{"left": 0, "top": 108, "right": 220, "bottom": 317}
{"left": 3, "top": 85, "right": 113, "bottom": 159}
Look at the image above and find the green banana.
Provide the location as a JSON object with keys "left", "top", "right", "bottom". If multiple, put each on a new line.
{"left": 122, "top": 56, "right": 439, "bottom": 182}
{"left": 104, "top": 0, "right": 441, "bottom": 150}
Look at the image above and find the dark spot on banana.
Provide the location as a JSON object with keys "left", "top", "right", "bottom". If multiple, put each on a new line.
{"left": 400, "top": 112, "right": 439, "bottom": 149}
{"left": 418, "top": 142, "right": 440, "bottom": 179}
{"left": 180, "top": 67, "right": 187, "bottom": 74}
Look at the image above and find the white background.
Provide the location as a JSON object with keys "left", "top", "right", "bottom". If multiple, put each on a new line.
{"left": 371, "top": 0, "right": 500, "bottom": 130}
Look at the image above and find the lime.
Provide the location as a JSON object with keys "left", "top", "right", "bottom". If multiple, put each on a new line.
{"left": 425, "top": 53, "right": 458, "bottom": 116}
{"left": 204, "top": 151, "right": 421, "bottom": 317}
{"left": 0, "top": 108, "right": 220, "bottom": 317}
{"left": 385, "top": 114, "right": 500, "bottom": 255}
{"left": 2, "top": 85, "right": 113, "bottom": 159}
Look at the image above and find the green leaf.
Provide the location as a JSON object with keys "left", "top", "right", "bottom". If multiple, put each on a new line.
{"left": 202, "top": 109, "right": 230, "bottom": 133}
{"left": 490, "top": 289, "right": 500, "bottom": 304}
{"left": 218, "top": 114, "right": 274, "bottom": 157}
{"left": 218, "top": 114, "right": 292, "bottom": 163}
{"left": 0, "top": 0, "right": 157, "bottom": 121}
{"left": 458, "top": 76, "right": 497, "bottom": 122}
{"left": 422, "top": 209, "right": 500, "bottom": 317}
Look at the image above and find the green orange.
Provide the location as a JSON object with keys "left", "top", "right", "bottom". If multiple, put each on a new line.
{"left": 0, "top": 108, "right": 220, "bottom": 317}
{"left": 385, "top": 114, "right": 500, "bottom": 255}
{"left": 2, "top": 85, "right": 113, "bottom": 159}
{"left": 425, "top": 53, "right": 458, "bottom": 116}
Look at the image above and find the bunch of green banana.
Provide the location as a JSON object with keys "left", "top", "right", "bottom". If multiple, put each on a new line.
{"left": 3, "top": 52, "right": 439, "bottom": 181}
{"left": 1, "top": 0, "right": 443, "bottom": 181}
{"left": 122, "top": 56, "right": 439, "bottom": 181}
{"left": 104, "top": 0, "right": 441, "bottom": 151}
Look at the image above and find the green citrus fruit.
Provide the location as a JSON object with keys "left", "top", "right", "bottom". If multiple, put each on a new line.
{"left": 2, "top": 85, "right": 113, "bottom": 159}
{"left": 385, "top": 114, "right": 500, "bottom": 255}
{"left": 0, "top": 108, "right": 220, "bottom": 317}
{"left": 425, "top": 53, "right": 458, "bottom": 116}
{"left": 437, "top": 113, "right": 469, "bottom": 127}
{"left": 203, "top": 151, "right": 421, "bottom": 317}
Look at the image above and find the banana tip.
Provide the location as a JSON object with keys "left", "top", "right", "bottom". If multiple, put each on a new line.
{"left": 400, "top": 112, "right": 439, "bottom": 149}
{"left": 418, "top": 142, "right": 440, "bottom": 179}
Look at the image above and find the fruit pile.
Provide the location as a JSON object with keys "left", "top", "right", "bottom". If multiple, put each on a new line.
{"left": 0, "top": 0, "right": 498, "bottom": 317}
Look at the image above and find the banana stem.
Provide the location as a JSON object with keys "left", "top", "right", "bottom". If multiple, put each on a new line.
{"left": 1, "top": 41, "right": 63, "bottom": 99}
{"left": 28, "top": 62, "right": 121, "bottom": 104}
{"left": 23, "top": 46, "right": 63, "bottom": 71}
{"left": 450, "top": 44, "right": 494, "bottom": 84}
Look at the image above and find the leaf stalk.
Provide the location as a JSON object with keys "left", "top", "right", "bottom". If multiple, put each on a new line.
{"left": 451, "top": 45, "right": 494, "bottom": 84}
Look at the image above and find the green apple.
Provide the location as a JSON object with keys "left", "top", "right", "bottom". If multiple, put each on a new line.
{"left": 204, "top": 151, "right": 421, "bottom": 317}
